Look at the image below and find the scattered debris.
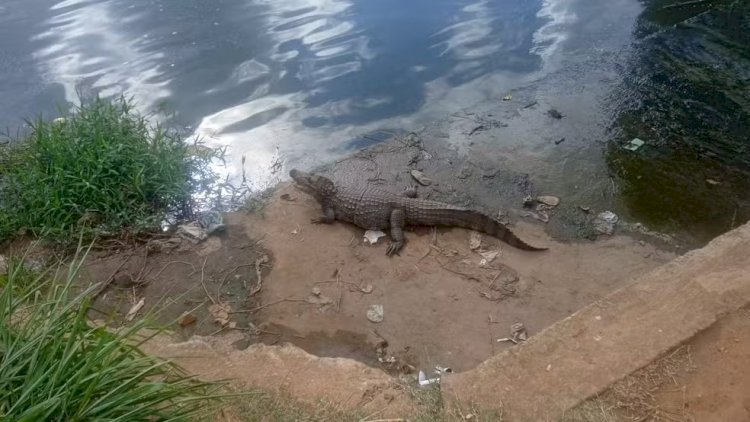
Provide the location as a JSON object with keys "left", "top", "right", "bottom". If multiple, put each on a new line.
{"left": 510, "top": 322, "right": 528, "bottom": 342}
{"left": 418, "top": 370, "right": 440, "bottom": 387}
{"left": 478, "top": 250, "right": 499, "bottom": 267}
{"left": 469, "top": 232, "right": 482, "bottom": 250}
{"left": 366, "top": 304, "right": 384, "bottom": 323}
{"left": 435, "top": 366, "right": 453, "bottom": 374}
{"left": 364, "top": 230, "right": 387, "bottom": 245}
{"left": 497, "top": 322, "right": 529, "bottom": 344}
{"left": 554, "top": 137, "right": 566, "bottom": 145}
{"left": 593, "top": 211, "right": 619, "bottom": 235}
{"left": 547, "top": 109, "right": 564, "bottom": 119}
{"left": 208, "top": 302, "right": 231, "bottom": 326}
{"left": 536, "top": 195, "right": 560, "bottom": 207}
{"left": 706, "top": 178, "right": 720, "bottom": 185}
{"left": 125, "top": 298, "right": 145, "bottom": 321}
{"left": 176, "top": 222, "right": 208, "bottom": 243}
{"left": 410, "top": 169, "right": 433, "bottom": 186}
{"left": 179, "top": 312, "right": 197, "bottom": 327}
{"left": 502, "top": 94, "right": 513, "bottom": 101}
{"left": 249, "top": 255, "right": 269, "bottom": 296}
{"left": 520, "top": 210, "right": 550, "bottom": 223}
{"left": 623, "top": 138, "right": 645, "bottom": 152}
{"left": 523, "top": 194, "right": 535, "bottom": 207}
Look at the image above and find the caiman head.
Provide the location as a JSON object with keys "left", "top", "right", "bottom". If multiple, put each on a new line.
{"left": 289, "top": 169, "right": 337, "bottom": 201}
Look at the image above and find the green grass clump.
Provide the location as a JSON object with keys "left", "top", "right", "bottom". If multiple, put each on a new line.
{"left": 0, "top": 96, "right": 220, "bottom": 242}
{"left": 0, "top": 248, "right": 225, "bottom": 421}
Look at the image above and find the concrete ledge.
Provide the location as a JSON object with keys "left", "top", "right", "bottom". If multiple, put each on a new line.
{"left": 442, "top": 222, "right": 750, "bottom": 421}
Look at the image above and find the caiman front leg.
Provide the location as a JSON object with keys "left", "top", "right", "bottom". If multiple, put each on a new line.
{"left": 386, "top": 208, "right": 406, "bottom": 256}
{"left": 311, "top": 206, "right": 335, "bottom": 224}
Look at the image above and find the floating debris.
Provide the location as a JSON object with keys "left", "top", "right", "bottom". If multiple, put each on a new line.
{"left": 502, "top": 94, "right": 513, "bottom": 101}
{"left": 523, "top": 101, "right": 538, "bottom": 109}
{"left": 366, "top": 304, "right": 384, "bottom": 323}
{"left": 623, "top": 138, "right": 645, "bottom": 152}
{"left": 547, "top": 109, "right": 564, "bottom": 119}
{"left": 555, "top": 137, "right": 566, "bottom": 145}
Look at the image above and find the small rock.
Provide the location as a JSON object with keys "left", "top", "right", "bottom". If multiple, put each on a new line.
{"left": 522, "top": 195, "right": 535, "bottom": 207}
{"left": 311, "top": 287, "right": 322, "bottom": 296}
{"left": 593, "top": 211, "right": 619, "bottom": 235}
{"left": 360, "top": 284, "right": 374, "bottom": 294}
{"left": 536, "top": 195, "right": 560, "bottom": 207}
{"left": 366, "top": 305, "right": 384, "bottom": 323}
{"left": 578, "top": 205, "right": 591, "bottom": 213}
{"left": 638, "top": 240, "right": 646, "bottom": 246}
{"left": 410, "top": 169, "right": 433, "bottom": 186}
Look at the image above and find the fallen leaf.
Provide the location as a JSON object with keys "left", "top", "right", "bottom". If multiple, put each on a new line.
{"left": 179, "top": 312, "right": 197, "bottom": 327}
{"left": 209, "top": 302, "right": 231, "bottom": 326}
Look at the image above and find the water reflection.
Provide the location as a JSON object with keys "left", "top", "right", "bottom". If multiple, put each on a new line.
{"left": 33, "top": 0, "right": 170, "bottom": 112}
{"left": 12, "top": 0, "right": 621, "bottom": 191}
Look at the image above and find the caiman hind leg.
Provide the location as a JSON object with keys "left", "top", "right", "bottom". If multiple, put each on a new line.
{"left": 311, "top": 206, "right": 335, "bottom": 224}
{"left": 386, "top": 208, "right": 406, "bottom": 256}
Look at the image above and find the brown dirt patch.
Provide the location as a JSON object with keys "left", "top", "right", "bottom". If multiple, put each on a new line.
{"left": 237, "top": 183, "right": 673, "bottom": 373}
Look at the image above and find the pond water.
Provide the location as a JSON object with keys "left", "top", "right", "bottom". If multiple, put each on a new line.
{"left": 1, "top": 0, "right": 748, "bottom": 244}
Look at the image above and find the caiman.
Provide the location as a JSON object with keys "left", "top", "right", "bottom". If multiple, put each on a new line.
{"left": 290, "top": 169, "right": 548, "bottom": 256}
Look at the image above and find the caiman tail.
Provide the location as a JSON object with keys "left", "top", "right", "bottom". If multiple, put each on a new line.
{"left": 418, "top": 208, "right": 548, "bottom": 251}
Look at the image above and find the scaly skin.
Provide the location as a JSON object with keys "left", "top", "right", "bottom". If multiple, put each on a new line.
{"left": 290, "top": 169, "right": 548, "bottom": 256}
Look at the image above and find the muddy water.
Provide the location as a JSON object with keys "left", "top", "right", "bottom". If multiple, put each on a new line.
{"left": 0, "top": 0, "right": 747, "bottom": 244}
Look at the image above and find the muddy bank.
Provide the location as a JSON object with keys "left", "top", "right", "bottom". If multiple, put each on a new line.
{"left": 75, "top": 132, "right": 677, "bottom": 376}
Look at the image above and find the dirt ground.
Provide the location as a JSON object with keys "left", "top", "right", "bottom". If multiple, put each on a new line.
{"left": 74, "top": 181, "right": 673, "bottom": 376}
{"left": 570, "top": 306, "right": 750, "bottom": 422}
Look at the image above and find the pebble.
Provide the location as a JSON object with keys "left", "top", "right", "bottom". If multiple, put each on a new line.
{"left": 593, "top": 211, "right": 619, "bottom": 235}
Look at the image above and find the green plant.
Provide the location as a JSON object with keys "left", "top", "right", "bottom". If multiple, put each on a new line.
{"left": 0, "top": 246, "right": 226, "bottom": 420}
{"left": 0, "top": 96, "right": 222, "bottom": 243}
